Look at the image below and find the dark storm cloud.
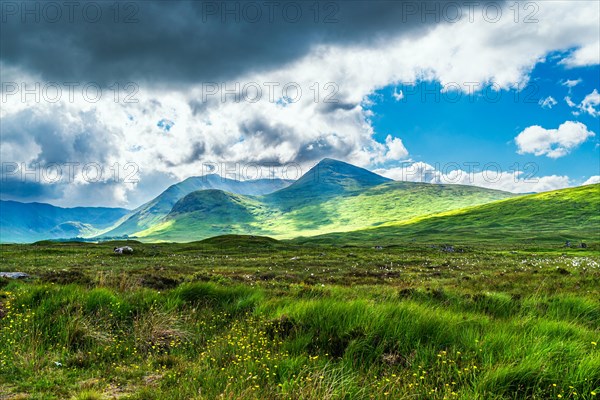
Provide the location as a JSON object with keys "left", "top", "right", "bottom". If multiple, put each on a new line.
{"left": 183, "top": 142, "right": 207, "bottom": 164}
{"left": 0, "top": 178, "right": 65, "bottom": 202}
{"left": 239, "top": 116, "right": 356, "bottom": 164}
{"left": 318, "top": 101, "right": 359, "bottom": 113}
{"left": 189, "top": 97, "right": 219, "bottom": 116}
{"left": 0, "top": 107, "right": 126, "bottom": 204}
{"left": 0, "top": 0, "right": 504, "bottom": 86}
{"left": 239, "top": 117, "right": 292, "bottom": 146}
{"left": 296, "top": 135, "right": 355, "bottom": 163}
{"left": 1, "top": 108, "right": 116, "bottom": 165}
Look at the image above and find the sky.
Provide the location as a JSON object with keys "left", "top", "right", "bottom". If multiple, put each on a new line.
{"left": 0, "top": 0, "right": 599, "bottom": 208}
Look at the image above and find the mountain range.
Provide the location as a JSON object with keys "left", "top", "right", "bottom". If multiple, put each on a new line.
{"left": 0, "top": 201, "right": 129, "bottom": 243}
{"left": 135, "top": 159, "right": 516, "bottom": 241}
{"left": 0, "top": 174, "right": 292, "bottom": 243}
{"left": 102, "top": 174, "right": 293, "bottom": 238}
{"left": 1, "top": 158, "right": 598, "bottom": 244}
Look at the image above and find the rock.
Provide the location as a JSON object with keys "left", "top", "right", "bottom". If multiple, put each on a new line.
{"left": 0, "top": 272, "right": 30, "bottom": 279}
{"left": 114, "top": 246, "right": 134, "bottom": 255}
{"left": 374, "top": 246, "right": 384, "bottom": 250}
{"left": 580, "top": 242, "right": 587, "bottom": 248}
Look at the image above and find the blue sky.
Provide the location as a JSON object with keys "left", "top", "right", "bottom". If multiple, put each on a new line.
{"left": 368, "top": 53, "right": 599, "bottom": 183}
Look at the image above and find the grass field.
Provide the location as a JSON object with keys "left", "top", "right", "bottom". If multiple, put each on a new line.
{"left": 1, "top": 238, "right": 599, "bottom": 399}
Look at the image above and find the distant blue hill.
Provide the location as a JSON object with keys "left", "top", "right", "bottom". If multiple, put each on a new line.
{"left": 0, "top": 200, "right": 130, "bottom": 243}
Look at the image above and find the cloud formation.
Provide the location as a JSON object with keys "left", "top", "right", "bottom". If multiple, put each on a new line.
{"left": 539, "top": 96, "right": 558, "bottom": 109}
{"left": 579, "top": 89, "right": 600, "bottom": 117}
{"left": 515, "top": 121, "right": 595, "bottom": 158}
{"left": 374, "top": 162, "right": 572, "bottom": 193}
{"left": 0, "top": 1, "right": 467, "bottom": 86}
{"left": 1, "top": 1, "right": 599, "bottom": 206}
{"left": 559, "top": 42, "right": 600, "bottom": 68}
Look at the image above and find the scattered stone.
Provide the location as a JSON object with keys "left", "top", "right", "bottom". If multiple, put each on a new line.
{"left": 565, "top": 241, "right": 571, "bottom": 248}
{"left": 0, "top": 272, "right": 29, "bottom": 279}
{"left": 441, "top": 245, "right": 455, "bottom": 253}
{"left": 374, "top": 246, "right": 384, "bottom": 250}
{"left": 114, "top": 246, "right": 134, "bottom": 255}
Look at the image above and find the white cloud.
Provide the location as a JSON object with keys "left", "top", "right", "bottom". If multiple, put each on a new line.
{"left": 583, "top": 176, "right": 600, "bottom": 185}
{"left": 375, "top": 162, "right": 572, "bottom": 194}
{"left": 579, "top": 89, "right": 600, "bottom": 117}
{"left": 565, "top": 90, "right": 600, "bottom": 117}
{"left": 539, "top": 96, "right": 558, "bottom": 109}
{"left": 374, "top": 162, "right": 438, "bottom": 183}
{"left": 515, "top": 121, "right": 595, "bottom": 158}
{"left": 562, "top": 79, "right": 582, "bottom": 89}
{"left": 560, "top": 41, "right": 600, "bottom": 68}
{"left": 392, "top": 88, "right": 404, "bottom": 101}
{"left": 384, "top": 135, "right": 409, "bottom": 161}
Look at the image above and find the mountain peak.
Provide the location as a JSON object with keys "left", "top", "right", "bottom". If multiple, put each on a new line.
{"left": 307, "top": 158, "right": 390, "bottom": 183}
{"left": 274, "top": 158, "right": 391, "bottom": 198}
{"left": 314, "top": 158, "right": 355, "bottom": 168}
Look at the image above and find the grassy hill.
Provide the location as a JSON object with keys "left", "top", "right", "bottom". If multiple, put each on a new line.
{"left": 134, "top": 160, "right": 516, "bottom": 242}
{"left": 301, "top": 183, "right": 600, "bottom": 245}
{"left": 103, "top": 174, "right": 292, "bottom": 237}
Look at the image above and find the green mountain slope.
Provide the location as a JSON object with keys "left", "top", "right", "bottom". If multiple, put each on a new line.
{"left": 300, "top": 184, "right": 600, "bottom": 245}
{"left": 0, "top": 200, "right": 129, "bottom": 243}
{"left": 103, "top": 174, "right": 292, "bottom": 237}
{"left": 135, "top": 159, "right": 516, "bottom": 242}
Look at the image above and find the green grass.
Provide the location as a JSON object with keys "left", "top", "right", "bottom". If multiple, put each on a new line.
{"left": 302, "top": 184, "right": 600, "bottom": 245}
{"left": 1, "top": 239, "right": 599, "bottom": 399}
